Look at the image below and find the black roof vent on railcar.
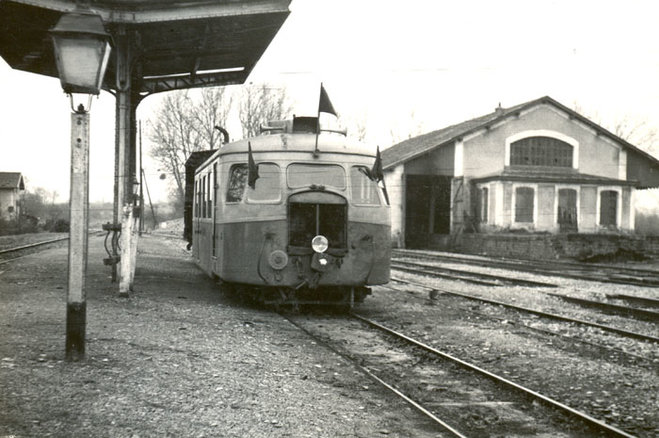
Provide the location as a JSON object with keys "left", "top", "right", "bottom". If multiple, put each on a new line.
{"left": 293, "top": 116, "right": 318, "bottom": 133}
{"left": 260, "top": 116, "right": 347, "bottom": 136}
{"left": 260, "top": 116, "right": 318, "bottom": 134}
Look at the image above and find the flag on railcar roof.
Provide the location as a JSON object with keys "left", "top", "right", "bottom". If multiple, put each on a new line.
{"left": 371, "top": 146, "right": 384, "bottom": 182}
{"left": 247, "top": 142, "right": 259, "bottom": 189}
{"left": 314, "top": 83, "right": 336, "bottom": 157}
{"left": 318, "top": 83, "right": 336, "bottom": 116}
{"left": 366, "top": 146, "right": 389, "bottom": 204}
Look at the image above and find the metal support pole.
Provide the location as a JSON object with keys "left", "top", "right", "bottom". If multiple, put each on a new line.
{"left": 142, "top": 168, "right": 158, "bottom": 228}
{"left": 66, "top": 108, "right": 90, "bottom": 361}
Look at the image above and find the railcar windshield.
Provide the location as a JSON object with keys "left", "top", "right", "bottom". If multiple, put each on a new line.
{"left": 226, "top": 163, "right": 281, "bottom": 203}
{"left": 350, "top": 166, "right": 381, "bottom": 205}
{"left": 287, "top": 164, "right": 346, "bottom": 189}
{"left": 248, "top": 163, "right": 281, "bottom": 202}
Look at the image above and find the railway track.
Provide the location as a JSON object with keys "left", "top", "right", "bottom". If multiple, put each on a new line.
{"left": 391, "top": 259, "right": 556, "bottom": 288}
{"left": 391, "top": 259, "right": 659, "bottom": 331}
{"left": 394, "top": 249, "right": 659, "bottom": 287}
{"left": 283, "top": 311, "right": 637, "bottom": 438}
{"left": 0, "top": 236, "right": 70, "bottom": 265}
{"left": 547, "top": 292, "right": 659, "bottom": 323}
{"left": 380, "top": 281, "right": 656, "bottom": 368}
{"left": 392, "top": 276, "right": 659, "bottom": 344}
{"left": 0, "top": 232, "right": 107, "bottom": 266}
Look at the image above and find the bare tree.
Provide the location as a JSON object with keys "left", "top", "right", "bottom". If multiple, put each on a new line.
{"left": 149, "top": 87, "right": 233, "bottom": 203}
{"left": 193, "top": 87, "right": 233, "bottom": 146}
{"left": 342, "top": 109, "right": 369, "bottom": 143}
{"left": 387, "top": 108, "right": 428, "bottom": 146}
{"left": 238, "top": 83, "right": 290, "bottom": 139}
{"left": 611, "top": 117, "right": 658, "bottom": 155}
{"left": 573, "top": 101, "right": 658, "bottom": 155}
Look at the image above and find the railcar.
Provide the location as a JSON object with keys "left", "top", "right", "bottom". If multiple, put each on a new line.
{"left": 184, "top": 116, "right": 390, "bottom": 307}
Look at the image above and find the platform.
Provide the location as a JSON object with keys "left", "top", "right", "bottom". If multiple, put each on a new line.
{"left": 0, "top": 234, "right": 428, "bottom": 437}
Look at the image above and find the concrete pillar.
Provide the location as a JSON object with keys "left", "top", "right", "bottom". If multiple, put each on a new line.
{"left": 113, "top": 26, "right": 139, "bottom": 297}
{"left": 66, "top": 109, "right": 90, "bottom": 361}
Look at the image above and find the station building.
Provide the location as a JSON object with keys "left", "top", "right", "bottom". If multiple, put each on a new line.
{"left": 381, "top": 96, "right": 659, "bottom": 253}
{"left": 0, "top": 172, "right": 25, "bottom": 222}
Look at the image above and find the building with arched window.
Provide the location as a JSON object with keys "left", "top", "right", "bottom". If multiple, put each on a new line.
{"left": 382, "top": 96, "right": 659, "bottom": 251}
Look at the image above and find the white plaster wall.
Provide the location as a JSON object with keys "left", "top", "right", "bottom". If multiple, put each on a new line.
{"left": 384, "top": 165, "right": 405, "bottom": 246}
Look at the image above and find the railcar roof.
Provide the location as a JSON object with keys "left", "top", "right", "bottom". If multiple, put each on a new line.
{"left": 193, "top": 133, "right": 377, "bottom": 174}
{"left": 220, "top": 133, "right": 376, "bottom": 157}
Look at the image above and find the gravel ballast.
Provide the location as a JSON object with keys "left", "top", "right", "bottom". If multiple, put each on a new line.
{"left": 0, "top": 235, "right": 438, "bottom": 438}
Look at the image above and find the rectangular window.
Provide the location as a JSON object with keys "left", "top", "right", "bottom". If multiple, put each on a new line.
{"left": 481, "top": 187, "right": 489, "bottom": 223}
{"left": 201, "top": 175, "right": 207, "bottom": 218}
{"left": 226, "top": 164, "right": 248, "bottom": 203}
{"left": 246, "top": 163, "right": 281, "bottom": 203}
{"left": 194, "top": 180, "right": 199, "bottom": 218}
{"left": 206, "top": 172, "right": 212, "bottom": 218}
{"left": 515, "top": 187, "right": 534, "bottom": 222}
{"left": 600, "top": 190, "right": 618, "bottom": 227}
{"left": 287, "top": 164, "right": 346, "bottom": 189}
{"left": 350, "top": 166, "right": 381, "bottom": 205}
{"left": 213, "top": 163, "right": 218, "bottom": 194}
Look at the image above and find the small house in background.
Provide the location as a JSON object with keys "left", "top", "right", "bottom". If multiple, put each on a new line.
{"left": 0, "top": 172, "right": 25, "bottom": 221}
{"left": 382, "top": 96, "right": 659, "bottom": 258}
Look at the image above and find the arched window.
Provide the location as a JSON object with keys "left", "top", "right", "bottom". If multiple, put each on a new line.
{"left": 510, "top": 136, "right": 573, "bottom": 167}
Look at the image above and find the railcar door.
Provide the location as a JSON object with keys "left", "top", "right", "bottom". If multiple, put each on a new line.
{"left": 211, "top": 161, "right": 220, "bottom": 271}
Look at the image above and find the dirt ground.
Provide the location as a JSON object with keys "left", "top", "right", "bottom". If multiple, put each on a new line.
{"left": 0, "top": 234, "right": 441, "bottom": 438}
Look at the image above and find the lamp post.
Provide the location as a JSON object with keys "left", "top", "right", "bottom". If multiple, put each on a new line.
{"left": 50, "top": 11, "right": 112, "bottom": 361}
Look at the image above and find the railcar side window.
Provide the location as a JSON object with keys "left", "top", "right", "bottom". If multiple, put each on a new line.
{"left": 350, "top": 166, "right": 381, "bottom": 205}
{"left": 287, "top": 164, "right": 346, "bottom": 189}
{"left": 201, "top": 175, "right": 207, "bottom": 218}
{"left": 226, "top": 164, "right": 248, "bottom": 202}
{"left": 247, "top": 163, "right": 281, "bottom": 203}
{"left": 194, "top": 180, "right": 199, "bottom": 217}
{"left": 206, "top": 172, "right": 212, "bottom": 217}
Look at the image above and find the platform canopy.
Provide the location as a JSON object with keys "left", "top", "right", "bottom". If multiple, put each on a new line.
{"left": 0, "top": 0, "right": 290, "bottom": 94}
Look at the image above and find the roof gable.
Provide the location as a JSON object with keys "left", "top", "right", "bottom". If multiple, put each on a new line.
{"left": 0, "top": 172, "right": 24, "bottom": 190}
{"left": 382, "top": 96, "right": 659, "bottom": 172}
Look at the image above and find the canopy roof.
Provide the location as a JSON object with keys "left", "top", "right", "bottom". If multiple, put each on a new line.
{"left": 0, "top": 0, "right": 290, "bottom": 93}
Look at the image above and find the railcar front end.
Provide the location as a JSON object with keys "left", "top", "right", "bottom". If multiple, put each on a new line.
{"left": 188, "top": 118, "right": 390, "bottom": 307}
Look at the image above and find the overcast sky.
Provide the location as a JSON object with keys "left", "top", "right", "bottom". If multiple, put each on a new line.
{"left": 1, "top": 0, "right": 658, "bottom": 205}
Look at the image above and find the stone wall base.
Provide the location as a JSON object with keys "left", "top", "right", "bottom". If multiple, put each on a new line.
{"left": 441, "top": 233, "right": 659, "bottom": 261}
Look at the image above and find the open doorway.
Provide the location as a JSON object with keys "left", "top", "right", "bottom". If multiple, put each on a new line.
{"left": 405, "top": 175, "right": 451, "bottom": 248}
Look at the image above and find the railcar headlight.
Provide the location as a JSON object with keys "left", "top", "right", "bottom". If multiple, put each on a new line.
{"left": 311, "top": 235, "right": 328, "bottom": 253}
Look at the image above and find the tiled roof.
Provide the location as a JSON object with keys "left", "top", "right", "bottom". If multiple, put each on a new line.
{"left": 0, "top": 172, "right": 24, "bottom": 189}
{"left": 381, "top": 96, "right": 659, "bottom": 170}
